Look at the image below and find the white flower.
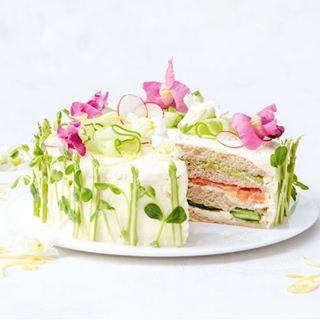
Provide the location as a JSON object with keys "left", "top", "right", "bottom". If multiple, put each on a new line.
{"left": 151, "top": 135, "right": 175, "bottom": 155}
{"left": 178, "top": 93, "right": 217, "bottom": 129}
{"left": 150, "top": 116, "right": 181, "bottom": 156}
{"left": 44, "top": 134, "right": 68, "bottom": 154}
{"left": 215, "top": 106, "right": 234, "bottom": 132}
{"left": 151, "top": 116, "right": 168, "bottom": 137}
{"left": 126, "top": 113, "right": 155, "bottom": 138}
{"left": 11, "top": 234, "right": 58, "bottom": 257}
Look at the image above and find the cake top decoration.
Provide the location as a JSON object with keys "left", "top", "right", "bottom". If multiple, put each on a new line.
{"left": 143, "top": 59, "right": 190, "bottom": 112}
{"left": 231, "top": 104, "right": 285, "bottom": 150}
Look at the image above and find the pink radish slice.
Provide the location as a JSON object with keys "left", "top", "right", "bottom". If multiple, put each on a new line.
{"left": 145, "top": 102, "right": 164, "bottom": 118}
{"left": 117, "top": 94, "right": 148, "bottom": 120}
{"left": 216, "top": 131, "right": 243, "bottom": 148}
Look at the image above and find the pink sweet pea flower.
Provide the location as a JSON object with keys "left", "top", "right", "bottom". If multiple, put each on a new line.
{"left": 143, "top": 59, "right": 190, "bottom": 113}
{"left": 71, "top": 91, "right": 109, "bottom": 119}
{"left": 231, "top": 104, "right": 285, "bottom": 150}
{"left": 57, "top": 122, "right": 86, "bottom": 156}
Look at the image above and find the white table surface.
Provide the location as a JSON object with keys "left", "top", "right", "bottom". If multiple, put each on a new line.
{"left": 0, "top": 0, "right": 320, "bottom": 318}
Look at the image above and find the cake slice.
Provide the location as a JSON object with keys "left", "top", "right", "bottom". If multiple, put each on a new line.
{"left": 172, "top": 132, "right": 279, "bottom": 228}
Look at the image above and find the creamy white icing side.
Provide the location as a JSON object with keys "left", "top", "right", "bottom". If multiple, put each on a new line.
{"left": 47, "top": 153, "right": 189, "bottom": 246}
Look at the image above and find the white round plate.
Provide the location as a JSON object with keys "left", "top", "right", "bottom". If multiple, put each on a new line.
{"left": 3, "top": 192, "right": 318, "bottom": 257}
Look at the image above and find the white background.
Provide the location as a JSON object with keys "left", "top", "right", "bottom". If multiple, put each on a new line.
{"left": 0, "top": 0, "right": 320, "bottom": 318}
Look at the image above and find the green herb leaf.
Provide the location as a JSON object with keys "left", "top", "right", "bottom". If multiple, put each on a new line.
{"left": 99, "top": 199, "right": 115, "bottom": 211}
{"left": 166, "top": 206, "right": 187, "bottom": 224}
{"left": 57, "top": 156, "right": 64, "bottom": 162}
{"left": 64, "top": 150, "right": 72, "bottom": 159}
{"left": 67, "top": 209, "right": 78, "bottom": 222}
{"left": 44, "top": 154, "right": 53, "bottom": 165}
{"left": 50, "top": 169, "right": 63, "bottom": 184}
{"left": 9, "top": 149, "right": 19, "bottom": 159}
{"left": 94, "top": 182, "right": 109, "bottom": 190}
{"left": 193, "top": 90, "right": 205, "bottom": 103}
{"left": 81, "top": 188, "right": 93, "bottom": 202}
{"left": 33, "top": 146, "right": 44, "bottom": 157}
{"left": 30, "top": 183, "right": 40, "bottom": 200}
{"left": 29, "top": 157, "right": 40, "bottom": 168}
{"left": 65, "top": 164, "right": 74, "bottom": 175}
{"left": 74, "top": 170, "right": 82, "bottom": 188}
{"left": 94, "top": 182, "right": 123, "bottom": 194}
{"left": 107, "top": 183, "right": 123, "bottom": 195}
{"left": 62, "top": 108, "right": 70, "bottom": 116}
{"left": 144, "top": 203, "right": 164, "bottom": 221}
{"left": 294, "top": 181, "right": 309, "bottom": 190}
{"left": 145, "top": 186, "right": 156, "bottom": 198}
{"left": 60, "top": 195, "right": 70, "bottom": 213}
{"left": 11, "top": 177, "right": 21, "bottom": 189}
{"left": 291, "top": 185, "right": 297, "bottom": 201}
{"left": 73, "top": 189, "right": 80, "bottom": 201}
{"left": 90, "top": 211, "right": 99, "bottom": 222}
{"left": 138, "top": 186, "right": 146, "bottom": 199}
{"left": 270, "top": 146, "right": 288, "bottom": 168}
{"left": 293, "top": 175, "right": 309, "bottom": 190}
{"left": 20, "top": 144, "right": 30, "bottom": 152}
{"left": 23, "top": 175, "right": 31, "bottom": 186}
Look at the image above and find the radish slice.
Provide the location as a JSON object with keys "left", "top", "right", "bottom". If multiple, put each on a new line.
{"left": 117, "top": 94, "right": 148, "bottom": 120}
{"left": 263, "top": 137, "right": 272, "bottom": 142}
{"left": 216, "top": 131, "right": 243, "bottom": 148}
{"left": 145, "top": 102, "right": 164, "bottom": 118}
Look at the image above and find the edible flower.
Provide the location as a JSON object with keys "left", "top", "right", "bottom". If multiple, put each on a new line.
{"left": 71, "top": 91, "right": 109, "bottom": 119}
{"left": 126, "top": 113, "right": 155, "bottom": 138}
{"left": 150, "top": 117, "right": 178, "bottom": 156}
{"left": 143, "top": 59, "right": 190, "bottom": 113}
{"left": 57, "top": 122, "right": 86, "bottom": 156}
{"left": 231, "top": 104, "right": 285, "bottom": 150}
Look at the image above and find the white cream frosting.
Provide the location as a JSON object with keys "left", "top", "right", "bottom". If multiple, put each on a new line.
{"left": 47, "top": 152, "right": 189, "bottom": 247}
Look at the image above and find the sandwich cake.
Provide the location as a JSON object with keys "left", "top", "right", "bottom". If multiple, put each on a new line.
{"left": 11, "top": 59, "right": 308, "bottom": 247}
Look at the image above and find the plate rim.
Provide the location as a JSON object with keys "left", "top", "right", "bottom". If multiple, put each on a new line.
{"left": 3, "top": 192, "right": 319, "bottom": 257}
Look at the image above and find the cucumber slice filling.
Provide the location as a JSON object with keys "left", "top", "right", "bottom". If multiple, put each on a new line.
{"left": 187, "top": 200, "right": 220, "bottom": 211}
{"left": 230, "top": 208, "right": 261, "bottom": 222}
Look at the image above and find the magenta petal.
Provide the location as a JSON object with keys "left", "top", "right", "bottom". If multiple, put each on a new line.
{"left": 165, "top": 58, "right": 175, "bottom": 87}
{"left": 57, "top": 123, "right": 86, "bottom": 156}
{"left": 69, "top": 133, "right": 86, "bottom": 156}
{"left": 142, "top": 81, "right": 166, "bottom": 108}
{"left": 261, "top": 118, "right": 278, "bottom": 136}
{"left": 257, "top": 104, "right": 277, "bottom": 124}
{"left": 88, "top": 91, "right": 109, "bottom": 111}
{"left": 169, "top": 80, "right": 190, "bottom": 113}
{"left": 71, "top": 102, "right": 102, "bottom": 119}
{"left": 231, "top": 113, "right": 263, "bottom": 150}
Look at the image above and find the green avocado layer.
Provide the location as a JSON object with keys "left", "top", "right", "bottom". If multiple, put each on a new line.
{"left": 187, "top": 159, "right": 264, "bottom": 185}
